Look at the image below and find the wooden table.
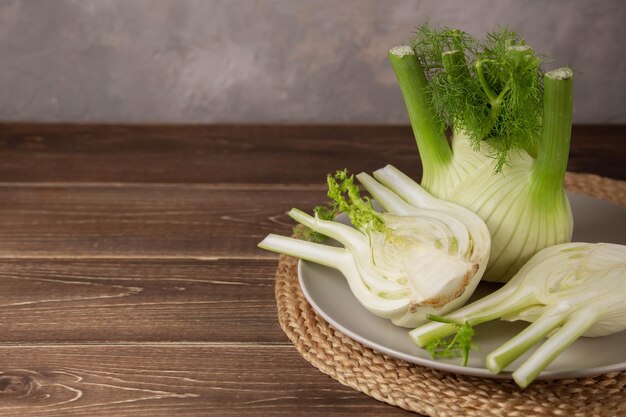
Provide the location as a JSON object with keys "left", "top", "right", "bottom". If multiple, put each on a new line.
{"left": 0, "top": 124, "right": 623, "bottom": 416}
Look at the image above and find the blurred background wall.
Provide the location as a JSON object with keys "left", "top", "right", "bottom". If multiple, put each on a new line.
{"left": 0, "top": 0, "right": 624, "bottom": 124}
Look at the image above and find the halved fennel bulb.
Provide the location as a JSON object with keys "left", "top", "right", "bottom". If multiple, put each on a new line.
{"left": 410, "top": 242, "right": 626, "bottom": 387}
{"left": 258, "top": 167, "right": 490, "bottom": 328}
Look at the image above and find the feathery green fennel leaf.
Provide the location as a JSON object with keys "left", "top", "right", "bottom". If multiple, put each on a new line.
{"left": 425, "top": 314, "right": 477, "bottom": 366}
{"left": 410, "top": 24, "right": 544, "bottom": 172}
{"left": 327, "top": 169, "right": 384, "bottom": 231}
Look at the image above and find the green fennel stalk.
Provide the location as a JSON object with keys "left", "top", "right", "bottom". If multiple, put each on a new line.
{"left": 389, "top": 45, "right": 452, "bottom": 190}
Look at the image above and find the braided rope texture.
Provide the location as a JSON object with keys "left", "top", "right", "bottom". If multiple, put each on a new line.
{"left": 274, "top": 172, "right": 626, "bottom": 417}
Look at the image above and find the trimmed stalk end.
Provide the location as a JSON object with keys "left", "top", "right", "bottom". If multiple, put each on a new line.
{"left": 288, "top": 208, "right": 319, "bottom": 234}
{"left": 389, "top": 45, "right": 414, "bottom": 58}
{"left": 507, "top": 44, "right": 532, "bottom": 52}
{"left": 509, "top": 45, "right": 531, "bottom": 51}
{"left": 409, "top": 329, "right": 428, "bottom": 347}
{"left": 288, "top": 207, "right": 312, "bottom": 222}
{"left": 442, "top": 49, "right": 470, "bottom": 79}
{"left": 486, "top": 355, "right": 503, "bottom": 374}
{"left": 258, "top": 234, "right": 281, "bottom": 252}
{"left": 513, "top": 374, "right": 532, "bottom": 389}
{"left": 546, "top": 67, "right": 574, "bottom": 81}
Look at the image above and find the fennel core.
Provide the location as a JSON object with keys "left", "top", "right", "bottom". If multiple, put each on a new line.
{"left": 388, "top": 26, "right": 574, "bottom": 282}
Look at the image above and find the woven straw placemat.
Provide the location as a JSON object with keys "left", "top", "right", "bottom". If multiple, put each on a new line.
{"left": 274, "top": 172, "right": 626, "bottom": 417}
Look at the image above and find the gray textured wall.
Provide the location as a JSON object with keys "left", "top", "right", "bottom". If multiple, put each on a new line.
{"left": 0, "top": 0, "right": 624, "bottom": 123}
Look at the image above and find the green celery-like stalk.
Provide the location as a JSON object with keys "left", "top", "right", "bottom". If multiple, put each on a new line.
{"left": 388, "top": 46, "right": 451, "bottom": 189}
{"left": 486, "top": 306, "right": 569, "bottom": 374}
{"left": 258, "top": 234, "right": 348, "bottom": 270}
{"left": 531, "top": 67, "right": 574, "bottom": 202}
{"left": 442, "top": 49, "right": 470, "bottom": 81}
{"left": 513, "top": 309, "right": 597, "bottom": 388}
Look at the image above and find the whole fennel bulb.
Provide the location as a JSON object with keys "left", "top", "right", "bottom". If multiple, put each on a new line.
{"left": 259, "top": 168, "right": 491, "bottom": 328}
{"left": 389, "top": 27, "right": 574, "bottom": 281}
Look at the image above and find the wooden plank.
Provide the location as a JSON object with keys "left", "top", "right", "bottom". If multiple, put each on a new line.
{"left": 0, "top": 345, "right": 415, "bottom": 417}
{"left": 0, "top": 124, "right": 422, "bottom": 185}
{"left": 0, "top": 124, "right": 623, "bottom": 184}
{"left": 567, "top": 125, "right": 626, "bottom": 178}
{"left": 0, "top": 258, "right": 289, "bottom": 344}
{"left": 0, "top": 184, "right": 326, "bottom": 258}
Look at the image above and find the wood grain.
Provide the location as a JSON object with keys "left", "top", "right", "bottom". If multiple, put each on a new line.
{"left": 0, "top": 345, "right": 413, "bottom": 416}
{"left": 0, "top": 124, "right": 622, "bottom": 416}
{"left": 0, "top": 124, "right": 421, "bottom": 185}
{"left": 0, "top": 184, "right": 325, "bottom": 258}
{"left": 0, "top": 124, "right": 623, "bottom": 184}
{"left": 0, "top": 259, "right": 285, "bottom": 344}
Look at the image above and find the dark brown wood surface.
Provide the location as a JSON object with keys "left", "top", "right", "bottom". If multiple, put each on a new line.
{"left": 0, "top": 124, "right": 623, "bottom": 416}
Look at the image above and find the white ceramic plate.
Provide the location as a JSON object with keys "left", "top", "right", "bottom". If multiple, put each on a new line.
{"left": 298, "top": 192, "right": 626, "bottom": 379}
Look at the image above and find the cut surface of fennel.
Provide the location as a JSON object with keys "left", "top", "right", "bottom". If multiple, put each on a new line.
{"left": 409, "top": 242, "right": 626, "bottom": 387}
{"left": 258, "top": 167, "right": 490, "bottom": 328}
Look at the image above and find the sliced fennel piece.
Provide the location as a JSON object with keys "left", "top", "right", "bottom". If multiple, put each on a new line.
{"left": 258, "top": 168, "right": 491, "bottom": 328}
{"left": 409, "top": 242, "right": 626, "bottom": 388}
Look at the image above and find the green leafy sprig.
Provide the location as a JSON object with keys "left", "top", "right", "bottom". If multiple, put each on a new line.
{"left": 327, "top": 169, "right": 384, "bottom": 231}
{"left": 424, "top": 314, "right": 477, "bottom": 366}
{"left": 410, "top": 25, "right": 544, "bottom": 172}
{"left": 293, "top": 169, "right": 384, "bottom": 241}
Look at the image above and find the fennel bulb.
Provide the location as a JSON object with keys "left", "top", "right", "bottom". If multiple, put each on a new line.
{"left": 389, "top": 27, "right": 575, "bottom": 282}
{"left": 259, "top": 168, "right": 491, "bottom": 328}
{"left": 409, "top": 242, "right": 626, "bottom": 388}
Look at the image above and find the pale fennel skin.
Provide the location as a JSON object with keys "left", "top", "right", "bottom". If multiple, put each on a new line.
{"left": 410, "top": 242, "right": 626, "bottom": 388}
{"left": 258, "top": 167, "right": 491, "bottom": 328}
{"left": 389, "top": 27, "right": 574, "bottom": 282}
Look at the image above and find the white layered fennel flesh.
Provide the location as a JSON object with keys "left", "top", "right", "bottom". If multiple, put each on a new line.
{"left": 258, "top": 167, "right": 491, "bottom": 328}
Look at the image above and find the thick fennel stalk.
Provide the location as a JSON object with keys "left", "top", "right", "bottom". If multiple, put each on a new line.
{"left": 388, "top": 46, "right": 451, "bottom": 190}
{"left": 531, "top": 68, "right": 574, "bottom": 201}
